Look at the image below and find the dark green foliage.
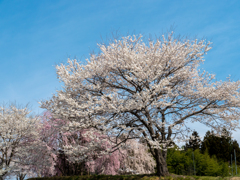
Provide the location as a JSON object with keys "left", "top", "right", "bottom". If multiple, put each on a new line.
{"left": 201, "top": 128, "right": 240, "bottom": 164}
{"left": 220, "top": 162, "right": 229, "bottom": 177}
{"left": 27, "top": 174, "right": 156, "bottom": 180}
{"left": 185, "top": 131, "right": 201, "bottom": 151}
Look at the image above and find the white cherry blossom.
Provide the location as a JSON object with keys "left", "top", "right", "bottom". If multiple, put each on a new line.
{"left": 41, "top": 33, "right": 240, "bottom": 176}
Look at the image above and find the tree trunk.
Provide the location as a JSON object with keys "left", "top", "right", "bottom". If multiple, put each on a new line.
{"left": 17, "top": 173, "right": 26, "bottom": 180}
{"left": 154, "top": 149, "right": 169, "bottom": 177}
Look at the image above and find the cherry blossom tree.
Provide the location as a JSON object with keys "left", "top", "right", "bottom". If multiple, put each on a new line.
{"left": 42, "top": 111, "right": 127, "bottom": 175}
{"left": 38, "top": 111, "right": 99, "bottom": 176}
{"left": 0, "top": 104, "right": 42, "bottom": 179}
{"left": 39, "top": 111, "right": 156, "bottom": 175}
{"left": 40, "top": 33, "right": 240, "bottom": 176}
{"left": 36, "top": 111, "right": 66, "bottom": 177}
{"left": 20, "top": 137, "right": 57, "bottom": 178}
{"left": 38, "top": 111, "right": 123, "bottom": 176}
{"left": 85, "top": 138, "right": 156, "bottom": 175}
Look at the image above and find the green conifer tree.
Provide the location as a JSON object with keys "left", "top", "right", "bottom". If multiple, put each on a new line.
{"left": 185, "top": 131, "right": 201, "bottom": 151}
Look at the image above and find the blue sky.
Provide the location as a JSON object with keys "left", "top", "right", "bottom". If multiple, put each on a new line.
{"left": 1, "top": 0, "right": 240, "bottom": 144}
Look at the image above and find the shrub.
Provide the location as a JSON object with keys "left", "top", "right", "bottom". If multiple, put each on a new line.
{"left": 167, "top": 148, "right": 229, "bottom": 176}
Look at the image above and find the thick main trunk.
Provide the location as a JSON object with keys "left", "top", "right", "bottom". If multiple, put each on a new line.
{"left": 154, "top": 149, "right": 169, "bottom": 177}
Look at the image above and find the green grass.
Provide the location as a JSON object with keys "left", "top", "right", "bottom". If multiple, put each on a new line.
{"left": 27, "top": 173, "right": 240, "bottom": 180}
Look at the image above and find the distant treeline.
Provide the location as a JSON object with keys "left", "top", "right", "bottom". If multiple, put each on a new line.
{"left": 166, "top": 128, "right": 240, "bottom": 176}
